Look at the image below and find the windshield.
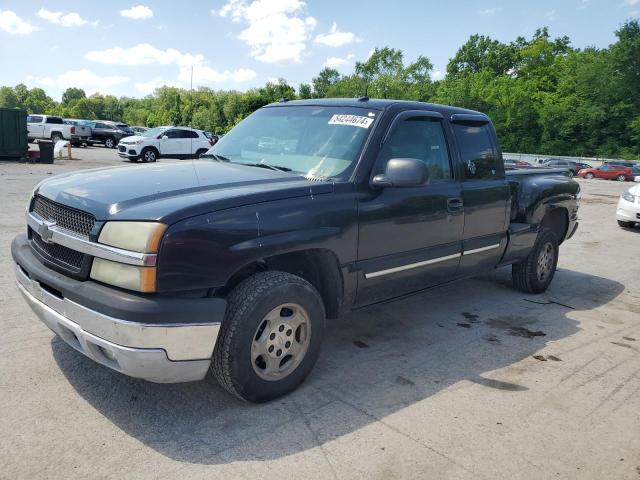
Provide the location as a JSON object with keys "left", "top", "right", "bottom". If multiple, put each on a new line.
{"left": 141, "top": 127, "right": 168, "bottom": 138}
{"left": 203, "top": 105, "right": 377, "bottom": 179}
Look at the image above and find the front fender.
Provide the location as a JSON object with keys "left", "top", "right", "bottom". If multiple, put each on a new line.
{"left": 157, "top": 186, "right": 358, "bottom": 292}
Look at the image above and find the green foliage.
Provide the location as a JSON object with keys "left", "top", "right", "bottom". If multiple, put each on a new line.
{"left": 1, "top": 21, "right": 638, "bottom": 158}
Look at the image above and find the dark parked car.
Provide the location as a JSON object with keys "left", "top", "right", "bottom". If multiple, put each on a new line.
{"left": 504, "top": 159, "right": 536, "bottom": 169}
{"left": 542, "top": 159, "right": 584, "bottom": 176}
{"left": 86, "top": 120, "right": 133, "bottom": 148}
{"left": 12, "top": 98, "right": 580, "bottom": 402}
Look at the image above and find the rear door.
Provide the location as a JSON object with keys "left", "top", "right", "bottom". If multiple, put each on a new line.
{"left": 356, "top": 111, "right": 464, "bottom": 306}
{"left": 451, "top": 115, "right": 510, "bottom": 275}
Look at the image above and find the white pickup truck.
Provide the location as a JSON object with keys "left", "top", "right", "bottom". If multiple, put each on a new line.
{"left": 27, "top": 115, "right": 88, "bottom": 145}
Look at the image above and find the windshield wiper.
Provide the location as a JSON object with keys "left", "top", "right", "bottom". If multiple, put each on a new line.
{"left": 201, "top": 153, "right": 231, "bottom": 162}
{"left": 245, "top": 162, "right": 292, "bottom": 173}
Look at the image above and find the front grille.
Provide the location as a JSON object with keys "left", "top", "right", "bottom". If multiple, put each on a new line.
{"left": 31, "top": 230, "right": 84, "bottom": 270}
{"left": 32, "top": 195, "right": 95, "bottom": 238}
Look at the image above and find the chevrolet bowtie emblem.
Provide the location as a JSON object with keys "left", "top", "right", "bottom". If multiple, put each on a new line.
{"left": 37, "top": 220, "right": 56, "bottom": 244}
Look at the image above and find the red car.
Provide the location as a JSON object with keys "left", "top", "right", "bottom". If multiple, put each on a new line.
{"left": 577, "top": 164, "right": 632, "bottom": 181}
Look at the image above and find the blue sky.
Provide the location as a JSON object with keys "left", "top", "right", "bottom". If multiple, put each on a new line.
{"left": 0, "top": 0, "right": 638, "bottom": 100}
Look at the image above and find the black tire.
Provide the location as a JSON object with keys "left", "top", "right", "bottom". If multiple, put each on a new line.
{"left": 51, "top": 132, "right": 63, "bottom": 143}
{"left": 585, "top": 172, "right": 594, "bottom": 179}
{"left": 616, "top": 174, "right": 627, "bottom": 182}
{"left": 141, "top": 148, "right": 157, "bottom": 163}
{"left": 104, "top": 137, "right": 116, "bottom": 149}
{"left": 195, "top": 148, "right": 208, "bottom": 159}
{"left": 211, "top": 271, "right": 326, "bottom": 403}
{"left": 618, "top": 220, "right": 633, "bottom": 228}
{"left": 512, "top": 228, "right": 559, "bottom": 294}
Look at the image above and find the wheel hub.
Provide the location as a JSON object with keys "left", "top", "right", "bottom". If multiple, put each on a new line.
{"left": 265, "top": 322, "right": 294, "bottom": 359}
{"left": 536, "top": 242, "right": 554, "bottom": 282}
{"left": 251, "top": 303, "right": 311, "bottom": 381}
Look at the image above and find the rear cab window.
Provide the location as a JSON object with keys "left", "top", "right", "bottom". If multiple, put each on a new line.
{"left": 452, "top": 120, "right": 503, "bottom": 180}
{"left": 45, "top": 117, "right": 63, "bottom": 124}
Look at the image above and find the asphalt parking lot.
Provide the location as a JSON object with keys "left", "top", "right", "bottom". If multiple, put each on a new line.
{"left": 1, "top": 147, "right": 639, "bottom": 479}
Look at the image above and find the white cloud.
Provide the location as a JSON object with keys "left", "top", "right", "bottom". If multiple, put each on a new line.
{"left": 134, "top": 77, "right": 179, "bottom": 94}
{"left": 315, "top": 22, "right": 359, "bottom": 47}
{"left": 84, "top": 43, "right": 256, "bottom": 86}
{"left": 544, "top": 9, "right": 557, "bottom": 21}
{"left": 432, "top": 70, "right": 444, "bottom": 81}
{"left": 27, "top": 69, "right": 128, "bottom": 94}
{"left": 478, "top": 8, "right": 501, "bottom": 16}
{"left": 625, "top": 0, "right": 639, "bottom": 5}
{"left": 324, "top": 54, "right": 355, "bottom": 69}
{"left": 37, "top": 8, "right": 97, "bottom": 27}
{"left": 0, "top": 10, "right": 37, "bottom": 34}
{"left": 214, "top": 0, "right": 317, "bottom": 63}
{"left": 120, "top": 5, "right": 154, "bottom": 20}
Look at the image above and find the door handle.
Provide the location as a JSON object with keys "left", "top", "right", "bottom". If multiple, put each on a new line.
{"left": 447, "top": 198, "right": 463, "bottom": 213}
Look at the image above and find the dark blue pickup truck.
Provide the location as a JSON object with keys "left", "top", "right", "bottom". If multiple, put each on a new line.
{"left": 12, "top": 98, "right": 580, "bottom": 402}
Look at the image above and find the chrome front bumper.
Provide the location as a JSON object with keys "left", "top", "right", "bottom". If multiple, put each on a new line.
{"left": 15, "top": 263, "right": 220, "bottom": 383}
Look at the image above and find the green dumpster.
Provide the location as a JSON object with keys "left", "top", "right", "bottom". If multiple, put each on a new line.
{"left": 0, "top": 108, "right": 28, "bottom": 161}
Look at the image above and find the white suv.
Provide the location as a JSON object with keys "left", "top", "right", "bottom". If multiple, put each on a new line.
{"left": 117, "top": 126, "right": 213, "bottom": 162}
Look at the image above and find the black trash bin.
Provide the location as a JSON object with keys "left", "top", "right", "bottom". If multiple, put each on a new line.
{"left": 38, "top": 140, "right": 54, "bottom": 164}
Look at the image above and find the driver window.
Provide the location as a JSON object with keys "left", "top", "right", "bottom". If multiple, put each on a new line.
{"left": 377, "top": 117, "right": 452, "bottom": 182}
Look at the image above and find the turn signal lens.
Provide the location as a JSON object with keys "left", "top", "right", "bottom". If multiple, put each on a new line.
{"left": 90, "top": 258, "right": 156, "bottom": 292}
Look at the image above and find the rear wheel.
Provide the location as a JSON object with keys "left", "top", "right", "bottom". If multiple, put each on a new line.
{"left": 585, "top": 172, "right": 594, "bottom": 179}
{"left": 616, "top": 174, "right": 627, "bottom": 182}
{"left": 210, "top": 271, "right": 325, "bottom": 403}
{"left": 195, "top": 149, "right": 208, "bottom": 159}
{"left": 512, "top": 228, "right": 559, "bottom": 294}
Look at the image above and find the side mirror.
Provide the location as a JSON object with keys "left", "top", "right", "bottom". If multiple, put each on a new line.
{"left": 372, "top": 158, "right": 429, "bottom": 188}
{"left": 161, "top": 135, "right": 168, "bottom": 141}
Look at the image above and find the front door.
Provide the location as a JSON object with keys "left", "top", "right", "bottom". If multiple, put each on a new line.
{"left": 451, "top": 116, "right": 510, "bottom": 275}
{"left": 356, "top": 112, "right": 464, "bottom": 306}
{"left": 160, "top": 129, "right": 187, "bottom": 156}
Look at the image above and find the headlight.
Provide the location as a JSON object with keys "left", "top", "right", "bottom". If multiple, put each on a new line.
{"left": 622, "top": 190, "right": 636, "bottom": 203}
{"left": 90, "top": 222, "right": 165, "bottom": 292}
{"left": 98, "top": 221, "right": 166, "bottom": 253}
{"left": 91, "top": 258, "right": 156, "bottom": 292}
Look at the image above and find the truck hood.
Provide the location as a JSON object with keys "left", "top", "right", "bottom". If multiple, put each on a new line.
{"left": 35, "top": 160, "right": 333, "bottom": 224}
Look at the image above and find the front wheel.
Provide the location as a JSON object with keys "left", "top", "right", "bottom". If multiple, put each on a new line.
{"left": 104, "top": 137, "right": 116, "bottom": 149}
{"left": 51, "top": 133, "right": 62, "bottom": 144}
{"left": 512, "top": 228, "right": 559, "bottom": 294}
{"left": 141, "top": 148, "right": 157, "bottom": 163}
{"left": 616, "top": 174, "right": 627, "bottom": 182}
{"left": 618, "top": 220, "right": 634, "bottom": 228}
{"left": 210, "top": 271, "right": 325, "bottom": 402}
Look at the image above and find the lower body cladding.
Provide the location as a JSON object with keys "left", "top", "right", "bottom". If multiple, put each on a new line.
{"left": 13, "top": 261, "right": 223, "bottom": 384}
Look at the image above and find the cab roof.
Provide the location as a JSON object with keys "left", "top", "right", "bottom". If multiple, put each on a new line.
{"left": 264, "top": 98, "right": 484, "bottom": 117}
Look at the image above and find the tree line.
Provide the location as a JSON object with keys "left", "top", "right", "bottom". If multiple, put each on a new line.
{"left": 1, "top": 21, "right": 638, "bottom": 159}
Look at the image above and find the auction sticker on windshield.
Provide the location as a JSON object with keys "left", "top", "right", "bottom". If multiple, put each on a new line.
{"left": 328, "top": 114, "right": 374, "bottom": 129}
